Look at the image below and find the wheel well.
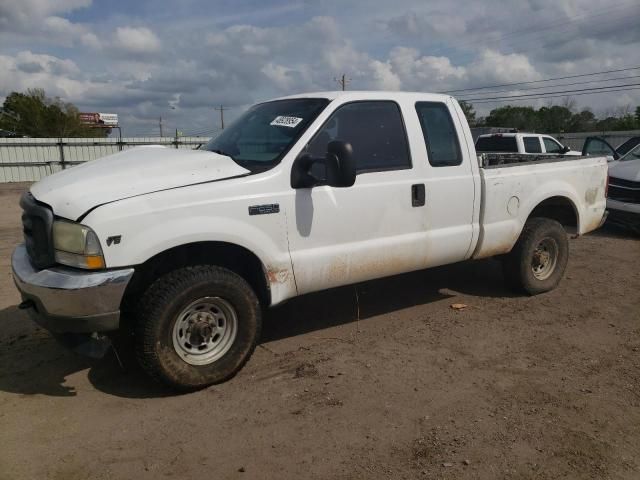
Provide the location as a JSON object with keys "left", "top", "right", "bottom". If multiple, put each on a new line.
{"left": 120, "top": 242, "right": 270, "bottom": 314}
{"left": 527, "top": 196, "right": 578, "bottom": 233}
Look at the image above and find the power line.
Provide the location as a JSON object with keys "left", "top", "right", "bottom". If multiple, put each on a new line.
{"left": 495, "top": 11, "right": 640, "bottom": 60}
{"left": 427, "top": 2, "right": 639, "bottom": 57}
{"left": 455, "top": 74, "right": 640, "bottom": 98}
{"left": 485, "top": 8, "right": 638, "bottom": 54}
{"left": 440, "top": 66, "right": 640, "bottom": 94}
{"left": 462, "top": 82, "right": 640, "bottom": 102}
{"left": 466, "top": 86, "right": 640, "bottom": 104}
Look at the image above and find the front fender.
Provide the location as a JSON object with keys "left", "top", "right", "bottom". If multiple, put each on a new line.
{"left": 83, "top": 195, "right": 297, "bottom": 305}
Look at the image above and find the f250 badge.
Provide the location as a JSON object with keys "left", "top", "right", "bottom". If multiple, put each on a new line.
{"left": 248, "top": 204, "right": 280, "bottom": 216}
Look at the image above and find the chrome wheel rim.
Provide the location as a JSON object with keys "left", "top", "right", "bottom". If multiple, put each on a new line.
{"left": 172, "top": 297, "right": 238, "bottom": 366}
{"left": 531, "top": 237, "right": 558, "bottom": 281}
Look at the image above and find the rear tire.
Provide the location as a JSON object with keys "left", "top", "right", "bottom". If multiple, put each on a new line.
{"left": 135, "top": 265, "right": 261, "bottom": 391}
{"left": 502, "top": 217, "right": 569, "bottom": 295}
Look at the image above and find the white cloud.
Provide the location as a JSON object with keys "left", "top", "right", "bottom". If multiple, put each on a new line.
{"left": 368, "top": 60, "right": 401, "bottom": 90}
{"left": 0, "top": 0, "right": 93, "bottom": 46}
{"left": 0, "top": 51, "right": 85, "bottom": 99}
{"left": 468, "top": 50, "right": 539, "bottom": 85}
{"left": 111, "top": 27, "right": 161, "bottom": 56}
{"left": 261, "top": 63, "right": 298, "bottom": 90}
{"left": 1, "top": 1, "right": 639, "bottom": 134}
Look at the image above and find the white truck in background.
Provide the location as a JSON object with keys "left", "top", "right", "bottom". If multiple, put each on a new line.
{"left": 476, "top": 132, "right": 581, "bottom": 156}
{"left": 12, "top": 91, "right": 608, "bottom": 390}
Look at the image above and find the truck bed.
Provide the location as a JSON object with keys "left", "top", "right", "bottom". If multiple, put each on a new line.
{"left": 472, "top": 154, "right": 608, "bottom": 259}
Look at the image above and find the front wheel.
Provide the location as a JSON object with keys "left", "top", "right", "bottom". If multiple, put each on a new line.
{"left": 502, "top": 217, "right": 569, "bottom": 295}
{"left": 135, "top": 265, "right": 261, "bottom": 391}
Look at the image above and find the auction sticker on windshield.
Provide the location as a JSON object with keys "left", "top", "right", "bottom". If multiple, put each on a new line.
{"left": 270, "top": 116, "right": 303, "bottom": 128}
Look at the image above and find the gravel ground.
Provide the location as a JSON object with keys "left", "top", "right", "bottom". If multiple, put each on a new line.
{"left": 0, "top": 182, "right": 639, "bottom": 480}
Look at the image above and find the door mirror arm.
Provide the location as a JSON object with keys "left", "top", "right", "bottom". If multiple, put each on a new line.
{"left": 290, "top": 153, "right": 326, "bottom": 188}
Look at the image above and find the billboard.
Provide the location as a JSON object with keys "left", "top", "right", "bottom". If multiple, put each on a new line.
{"left": 79, "top": 112, "right": 119, "bottom": 127}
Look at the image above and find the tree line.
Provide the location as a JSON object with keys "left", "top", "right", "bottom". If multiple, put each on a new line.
{"left": 1, "top": 88, "right": 639, "bottom": 137}
{"left": 459, "top": 100, "right": 640, "bottom": 133}
{"left": 0, "top": 89, "right": 109, "bottom": 138}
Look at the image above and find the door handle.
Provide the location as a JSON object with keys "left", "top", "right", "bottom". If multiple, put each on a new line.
{"left": 411, "top": 184, "right": 425, "bottom": 207}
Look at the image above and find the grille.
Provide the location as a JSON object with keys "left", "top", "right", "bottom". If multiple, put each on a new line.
{"left": 608, "top": 177, "right": 640, "bottom": 204}
{"left": 20, "top": 192, "right": 55, "bottom": 269}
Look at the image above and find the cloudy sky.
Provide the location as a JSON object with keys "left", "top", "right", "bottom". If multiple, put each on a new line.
{"left": 1, "top": 0, "right": 639, "bottom": 136}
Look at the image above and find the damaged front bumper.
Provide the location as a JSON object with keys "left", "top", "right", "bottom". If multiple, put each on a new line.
{"left": 12, "top": 244, "right": 134, "bottom": 354}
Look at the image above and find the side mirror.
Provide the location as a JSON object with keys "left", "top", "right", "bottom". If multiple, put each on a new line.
{"left": 325, "top": 140, "right": 355, "bottom": 188}
{"left": 291, "top": 140, "right": 355, "bottom": 189}
{"left": 560, "top": 145, "right": 571, "bottom": 154}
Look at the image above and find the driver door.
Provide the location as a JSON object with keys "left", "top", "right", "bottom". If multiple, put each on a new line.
{"left": 285, "top": 100, "right": 431, "bottom": 295}
{"left": 582, "top": 137, "right": 619, "bottom": 161}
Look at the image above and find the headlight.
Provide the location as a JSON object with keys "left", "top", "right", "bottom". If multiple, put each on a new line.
{"left": 53, "top": 220, "right": 105, "bottom": 269}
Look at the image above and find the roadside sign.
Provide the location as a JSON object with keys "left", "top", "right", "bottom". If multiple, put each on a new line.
{"left": 79, "top": 112, "right": 119, "bottom": 127}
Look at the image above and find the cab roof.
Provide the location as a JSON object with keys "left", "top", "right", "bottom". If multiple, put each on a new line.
{"left": 271, "top": 90, "right": 455, "bottom": 103}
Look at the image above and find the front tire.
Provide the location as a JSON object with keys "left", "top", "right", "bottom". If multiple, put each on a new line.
{"left": 502, "top": 217, "right": 569, "bottom": 295}
{"left": 135, "top": 266, "right": 261, "bottom": 391}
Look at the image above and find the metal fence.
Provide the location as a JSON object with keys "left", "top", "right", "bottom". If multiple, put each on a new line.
{"left": 0, "top": 136, "right": 212, "bottom": 182}
{"left": 2, "top": 130, "right": 639, "bottom": 183}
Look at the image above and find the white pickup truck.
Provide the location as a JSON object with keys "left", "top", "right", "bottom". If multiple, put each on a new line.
{"left": 12, "top": 91, "right": 608, "bottom": 390}
{"left": 475, "top": 132, "right": 581, "bottom": 156}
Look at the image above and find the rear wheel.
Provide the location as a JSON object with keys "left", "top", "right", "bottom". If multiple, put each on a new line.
{"left": 502, "top": 217, "right": 569, "bottom": 295}
{"left": 135, "top": 265, "right": 261, "bottom": 391}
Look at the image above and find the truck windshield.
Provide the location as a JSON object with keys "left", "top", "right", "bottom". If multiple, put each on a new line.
{"left": 203, "top": 98, "right": 330, "bottom": 171}
{"left": 476, "top": 136, "right": 518, "bottom": 152}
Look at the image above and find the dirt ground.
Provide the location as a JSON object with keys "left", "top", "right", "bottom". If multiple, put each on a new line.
{"left": 0, "top": 181, "right": 639, "bottom": 480}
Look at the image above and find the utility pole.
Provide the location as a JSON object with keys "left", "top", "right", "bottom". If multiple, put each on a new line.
{"left": 214, "top": 105, "right": 226, "bottom": 129}
{"left": 334, "top": 73, "right": 351, "bottom": 91}
{"left": 159, "top": 116, "right": 164, "bottom": 137}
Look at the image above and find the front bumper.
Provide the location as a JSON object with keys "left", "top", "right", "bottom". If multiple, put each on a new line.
{"left": 606, "top": 199, "right": 640, "bottom": 231}
{"left": 12, "top": 244, "right": 134, "bottom": 333}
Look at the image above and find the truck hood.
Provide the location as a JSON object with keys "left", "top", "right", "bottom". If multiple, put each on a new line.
{"left": 609, "top": 158, "right": 640, "bottom": 182}
{"left": 30, "top": 146, "right": 250, "bottom": 220}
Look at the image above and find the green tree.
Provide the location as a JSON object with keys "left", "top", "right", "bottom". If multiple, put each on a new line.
{"left": 567, "top": 109, "right": 596, "bottom": 132}
{"left": 537, "top": 105, "right": 573, "bottom": 133}
{"left": 635, "top": 106, "right": 640, "bottom": 124}
{"left": 484, "top": 105, "right": 539, "bottom": 131}
{"left": 0, "top": 89, "right": 108, "bottom": 137}
{"left": 612, "top": 114, "right": 637, "bottom": 131}
{"left": 594, "top": 116, "right": 619, "bottom": 131}
{"left": 458, "top": 101, "right": 476, "bottom": 127}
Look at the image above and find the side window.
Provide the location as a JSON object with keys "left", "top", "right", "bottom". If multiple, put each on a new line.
{"left": 523, "top": 136, "right": 542, "bottom": 153}
{"left": 543, "top": 138, "right": 562, "bottom": 153}
{"left": 415, "top": 102, "right": 462, "bottom": 167}
{"left": 307, "top": 101, "right": 411, "bottom": 173}
{"left": 583, "top": 138, "right": 615, "bottom": 156}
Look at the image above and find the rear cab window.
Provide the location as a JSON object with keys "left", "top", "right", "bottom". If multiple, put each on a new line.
{"left": 475, "top": 135, "right": 518, "bottom": 153}
{"left": 415, "top": 102, "right": 462, "bottom": 167}
{"left": 523, "top": 136, "right": 542, "bottom": 153}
